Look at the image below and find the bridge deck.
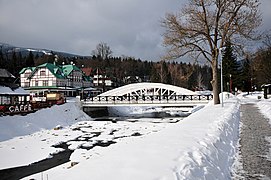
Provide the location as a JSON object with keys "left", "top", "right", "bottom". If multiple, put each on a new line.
{"left": 82, "top": 94, "right": 213, "bottom": 107}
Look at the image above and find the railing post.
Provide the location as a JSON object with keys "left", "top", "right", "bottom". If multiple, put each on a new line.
{"left": 113, "top": 96, "right": 115, "bottom": 103}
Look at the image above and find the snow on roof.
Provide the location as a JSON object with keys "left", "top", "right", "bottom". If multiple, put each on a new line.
{"left": 0, "top": 86, "right": 29, "bottom": 95}
{"left": 262, "top": 84, "right": 271, "bottom": 87}
{"left": 0, "top": 69, "right": 15, "bottom": 78}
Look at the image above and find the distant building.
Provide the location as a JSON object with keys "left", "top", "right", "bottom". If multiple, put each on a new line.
{"left": 0, "top": 69, "right": 32, "bottom": 115}
{"left": 123, "top": 76, "right": 142, "bottom": 84}
{"left": 262, "top": 84, "right": 271, "bottom": 99}
{"left": 0, "top": 68, "right": 18, "bottom": 89}
{"left": 19, "top": 63, "right": 93, "bottom": 96}
{"left": 88, "top": 68, "right": 115, "bottom": 92}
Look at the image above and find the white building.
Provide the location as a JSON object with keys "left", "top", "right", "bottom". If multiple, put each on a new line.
{"left": 19, "top": 63, "right": 92, "bottom": 96}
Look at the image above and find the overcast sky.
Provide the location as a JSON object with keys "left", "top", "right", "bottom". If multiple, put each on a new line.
{"left": 0, "top": 0, "right": 270, "bottom": 61}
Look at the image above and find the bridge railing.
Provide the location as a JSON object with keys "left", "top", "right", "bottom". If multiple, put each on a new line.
{"left": 83, "top": 94, "right": 213, "bottom": 104}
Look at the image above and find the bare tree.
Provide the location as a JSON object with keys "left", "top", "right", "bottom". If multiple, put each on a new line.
{"left": 263, "top": 33, "right": 271, "bottom": 49}
{"left": 162, "top": 0, "right": 261, "bottom": 104}
{"left": 92, "top": 42, "right": 113, "bottom": 60}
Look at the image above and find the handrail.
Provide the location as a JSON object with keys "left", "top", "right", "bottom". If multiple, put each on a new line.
{"left": 83, "top": 94, "right": 213, "bottom": 104}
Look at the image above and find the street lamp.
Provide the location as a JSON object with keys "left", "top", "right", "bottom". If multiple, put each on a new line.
{"left": 81, "top": 65, "right": 84, "bottom": 100}
{"left": 230, "top": 74, "right": 232, "bottom": 94}
{"left": 219, "top": 48, "right": 224, "bottom": 107}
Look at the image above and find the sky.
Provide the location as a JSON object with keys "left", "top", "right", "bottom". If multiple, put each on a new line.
{"left": 0, "top": 0, "right": 270, "bottom": 61}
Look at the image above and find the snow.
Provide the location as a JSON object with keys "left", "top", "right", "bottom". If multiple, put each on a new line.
{"left": 0, "top": 92, "right": 270, "bottom": 180}
{"left": 107, "top": 105, "right": 203, "bottom": 117}
{"left": 0, "top": 100, "right": 89, "bottom": 142}
{"left": 0, "top": 86, "right": 29, "bottom": 95}
{"left": 257, "top": 95, "right": 271, "bottom": 163}
{"left": 258, "top": 98, "right": 271, "bottom": 124}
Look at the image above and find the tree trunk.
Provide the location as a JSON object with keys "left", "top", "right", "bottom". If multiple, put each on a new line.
{"left": 211, "top": 56, "right": 220, "bottom": 104}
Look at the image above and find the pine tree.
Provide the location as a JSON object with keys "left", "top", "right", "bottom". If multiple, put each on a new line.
{"left": 11, "top": 51, "right": 18, "bottom": 76}
{"left": 0, "top": 47, "right": 4, "bottom": 69}
{"left": 222, "top": 41, "right": 240, "bottom": 92}
{"left": 240, "top": 58, "right": 252, "bottom": 93}
{"left": 26, "top": 51, "right": 35, "bottom": 67}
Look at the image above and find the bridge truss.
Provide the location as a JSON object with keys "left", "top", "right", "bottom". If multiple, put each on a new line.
{"left": 82, "top": 83, "right": 213, "bottom": 106}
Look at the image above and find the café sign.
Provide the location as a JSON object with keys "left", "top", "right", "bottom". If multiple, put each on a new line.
{"left": 8, "top": 104, "right": 32, "bottom": 113}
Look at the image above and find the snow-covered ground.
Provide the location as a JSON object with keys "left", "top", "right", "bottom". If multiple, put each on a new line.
{"left": 0, "top": 99, "right": 89, "bottom": 142}
{"left": 0, "top": 93, "right": 270, "bottom": 180}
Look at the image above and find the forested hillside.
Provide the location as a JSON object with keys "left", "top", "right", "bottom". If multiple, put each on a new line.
{"left": 1, "top": 42, "right": 270, "bottom": 92}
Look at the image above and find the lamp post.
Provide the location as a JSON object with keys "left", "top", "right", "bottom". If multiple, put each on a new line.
{"left": 81, "top": 65, "right": 84, "bottom": 100}
{"left": 230, "top": 74, "right": 232, "bottom": 94}
{"left": 219, "top": 48, "right": 224, "bottom": 107}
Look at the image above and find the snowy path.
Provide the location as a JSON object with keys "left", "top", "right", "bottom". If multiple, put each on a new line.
{"left": 237, "top": 103, "right": 271, "bottom": 179}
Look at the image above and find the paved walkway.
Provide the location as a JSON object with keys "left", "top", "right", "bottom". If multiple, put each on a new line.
{"left": 237, "top": 103, "right": 271, "bottom": 179}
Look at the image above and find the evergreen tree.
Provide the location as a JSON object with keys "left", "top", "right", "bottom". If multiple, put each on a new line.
{"left": 26, "top": 51, "right": 35, "bottom": 67}
{"left": 11, "top": 51, "right": 18, "bottom": 76}
{"left": 0, "top": 47, "right": 4, "bottom": 69}
{"left": 150, "top": 64, "right": 160, "bottom": 82}
{"left": 222, "top": 41, "right": 240, "bottom": 92}
{"left": 240, "top": 58, "right": 252, "bottom": 92}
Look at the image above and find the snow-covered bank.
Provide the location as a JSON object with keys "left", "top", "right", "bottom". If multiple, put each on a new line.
{"left": 23, "top": 98, "right": 240, "bottom": 180}
{"left": 258, "top": 99, "right": 271, "bottom": 125}
{"left": 172, "top": 99, "right": 240, "bottom": 179}
{"left": 0, "top": 102, "right": 90, "bottom": 141}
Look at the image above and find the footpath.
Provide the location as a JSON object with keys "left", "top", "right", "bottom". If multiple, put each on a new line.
{"left": 237, "top": 103, "right": 271, "bottom": 179}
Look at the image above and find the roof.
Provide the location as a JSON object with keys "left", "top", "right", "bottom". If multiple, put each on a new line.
{"left": 19, "top": 67, "right": 35, "bottom": 74}
{"left": 30, "top": 63, "right": 65, "bottom": 79}
{"left": 262, "top": 84, "right": 271, "bottom": 87}
{"left": 81, "top": 67, "right": 93, "bottom": 76}
{"left": 0, "top": 69, "right": 15, "bottom": 78}
{"left": 19, "top": 63, "right": 92, "bottom": 82}
{"left": 83, "top": 75, "right": 92, "bottom": 82}
{"left": 0, "top": 86, "right": 29, "bottom": 95}
{"left": 62, "top": 64, "right": 81, "bottom": 76}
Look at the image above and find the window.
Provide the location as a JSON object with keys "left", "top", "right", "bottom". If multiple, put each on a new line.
{"left": 25, "top": 72, "right": 31, "bottom": 78}
{"left": 24, "top": 82, "right": 30, "bottom": 87}
{"left": 40, "top": 70, "right": 46, "bottom": 76}
{"left": 35, "top": 81, "right": 39, "bottom": 86}
{"left": 43, "top": 80, "right": 48, "bottom": 86}
{"left": 0, "top": 96, "right": 11, "bottom": 105}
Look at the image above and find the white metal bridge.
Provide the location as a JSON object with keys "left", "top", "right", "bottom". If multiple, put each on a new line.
{"left": 82, "top": 83, "right": 213, "bottom": 107}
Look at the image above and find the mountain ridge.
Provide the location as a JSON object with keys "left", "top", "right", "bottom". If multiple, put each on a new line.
{"left": 0, "top": 42, "right": 85, "bottom": 58}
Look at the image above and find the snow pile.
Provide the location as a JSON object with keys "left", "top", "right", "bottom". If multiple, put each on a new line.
{"left": 175, "top": 99, "right": 240, "bottom": 179}
{"left": 0, "top": 102, "right": 90, "bottom": 141}
{"left": 258, "top": 99, "right": 271, "bottom": 124}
